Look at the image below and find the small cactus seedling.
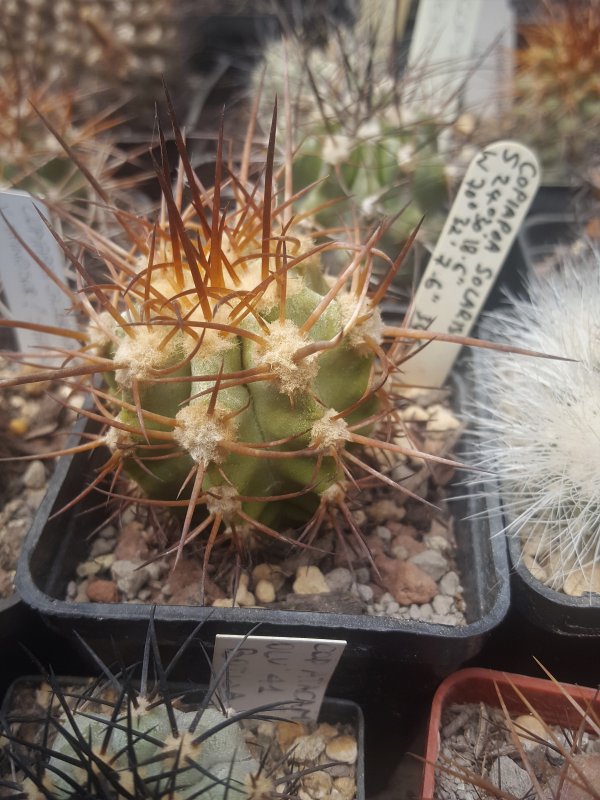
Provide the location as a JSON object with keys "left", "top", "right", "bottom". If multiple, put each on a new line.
{"left": 0, "top": 621, "right": 344, "bottom": 799}
{"left": 0, "top": 91, "right": 535, "bottom": 584}
{"left": 467, "top": 252, "right": 600, "bottom": 596}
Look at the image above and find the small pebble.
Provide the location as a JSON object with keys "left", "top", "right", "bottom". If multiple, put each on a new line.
{"left": 439, "top": 570, "right": 461, "bottom": 596}
{"left": 325, "top": 736, "right": 358, "bottom": 765}
{"left": 301, "top": 770, "right": 332, "bottom": 799}
{"left": 293, "top": 566, "right": 330, "bottom": 595}
{"left": 76, "top": 561, "right": 102, "bottom": 579}
{"left": 356, "top": 584, "right": 374, "bottom": 603}
{"left": 89, "top": 538, "right": 114, "bottom": 558}
{"left": 22, "top": 460, "right": 46, "bottom": 490}
{"left": 408, "top": 550, "right": 448, "bottom": 581}
{"left": 291, "top": 735, "right": 326, "bottom": 762}
{"left": 255, "top": 579, "right": 275, "bottom": 604}
{"left": 375, "top": 525, "right": 392, "bottom": 542}
{"left": 513, "top": 714, "right": 548, "bottom": 751}
{"left": 488, "top": 755, "right": 532, "bottom": 796}
{"left": 324, "top": 568, "right": 353, "bottom": 593}
{"left": 86, "top": 579, "right": 118, "bottom": 604}
{"left": 432, "top": 594, "right": 454, "bottom": 616}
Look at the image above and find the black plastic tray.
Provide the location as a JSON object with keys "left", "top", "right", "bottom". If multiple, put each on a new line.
{"left": 1, "top": 676, "right": 364, "bottom": 800}
{"left": 16, "top": 367, "right": 510, "bottom": 699}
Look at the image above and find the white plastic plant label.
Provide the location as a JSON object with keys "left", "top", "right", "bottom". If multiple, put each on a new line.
{"left": 212, "top": 635, "right": 346, "bottom": 722}
{"left": 404, "top": 0, "right": 515, "bottom": 120}
{"left": 0, "top": 190, "right": 73, "bottom": 353}
{"left": 404, "top": 0, "right": 482, "bottom": 119}
{"left": 402, "top": 141, "right": 540, "bottom": 387}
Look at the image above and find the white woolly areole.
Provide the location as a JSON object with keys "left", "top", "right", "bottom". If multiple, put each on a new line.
{"left": 104, "top": 426, "right": 134, "bottom": 452}
{"left": 114, "top": 328, "right": 184, "bottom": 388}
{"left": 467, "top": 257, "right": 600, "bottom": 590}
{"left": 206, "top": 485, "right": 241, "bottom": 522}
{"left": 174, "top": 403, "right": 233, "bottom": 466}
{"left": 339, "top": 295, "right": 384, "bottom": 351}
{"left": 322, "top": 134, "right": 353, "bottom": 165}
{"left": 320, "top": 482, "right": 347, "bottom": 505}
{"left": 262, "top": 319, "right": 319, "bottom": 396}
{"left": 310, "top": 409, "right": 350, "bottom": 450}
{"left": 87, "top": 311, "right": 115, "bottom": 352}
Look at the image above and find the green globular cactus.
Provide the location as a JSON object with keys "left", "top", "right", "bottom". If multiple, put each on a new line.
{"left": 1, "top": 94, "right": 468, "bottom": 573}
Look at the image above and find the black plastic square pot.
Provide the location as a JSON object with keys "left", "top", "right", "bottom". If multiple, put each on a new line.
{"left": 16, "top": 372, "right": 510, "bottom": 700}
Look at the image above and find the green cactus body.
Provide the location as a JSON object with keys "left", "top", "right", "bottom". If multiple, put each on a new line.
{"left": 94, "top": 180, "right": 381, "bottom": 530}
{"left": 42, "top": 704, "right": 257, "bottom": 799}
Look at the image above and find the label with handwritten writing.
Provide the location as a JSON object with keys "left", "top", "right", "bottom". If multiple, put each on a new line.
{"left": 402, "top": 141, "right": 540, "bottom": 387}
{"left": 0, "top": 190, "right": 72, "bottom": 353}
{"left": 212, "top": 635, "right": 346, "bottom": 721}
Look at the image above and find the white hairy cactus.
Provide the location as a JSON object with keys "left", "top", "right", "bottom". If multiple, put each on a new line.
{"left": 468, "top": 252, "right": 600, "bottom": 595}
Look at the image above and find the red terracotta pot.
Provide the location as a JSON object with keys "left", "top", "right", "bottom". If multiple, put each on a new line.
{"left": 421, "top": 667, "right": 600, "bottom": 799}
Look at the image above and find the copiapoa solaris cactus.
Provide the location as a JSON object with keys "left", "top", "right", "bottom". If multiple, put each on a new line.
{"left": 0, "top": 91, "right": 528, "bottom": 581}
{"left": 0, "top": 620, "right": 329, "bottom": 799}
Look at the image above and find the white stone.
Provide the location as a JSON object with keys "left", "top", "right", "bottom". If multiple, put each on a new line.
{"left": 255, "top": 579, "right": 276, "bottom": 604}
{"left": 110, "top": 560, "right": 149, "bottom": 598}
{"left": 439, "top": 570, "right": 462, "bottom": 596}
{"left": 22, "top": 460, "right": 46, "bottom": 490}
{"left": 356, "top": 584, "right": 374, "bottom": 603}
{"left": 293, "top": 566, "right": 330, "bottom": 595}
{"left": 432, "top": 594, "right": 454, "bottom": 616}
{"left": 324, "top": 568, "right": 353, "bottom": 593}
{"left": 488, "top": 756, "right": 532, "bottom": 796}
{"left": 409, "top": 550, "right": 449, "bottom": 581}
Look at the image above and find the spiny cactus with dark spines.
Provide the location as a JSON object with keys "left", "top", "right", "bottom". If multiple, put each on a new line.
{"left": 0, "top": 620, "right": 342, "bottom": 799}
{"left": 511, "top": 0, "right": 600, "bottom": 183}
{"left": 0, "top": 90, "right": 539, "bottom": 584}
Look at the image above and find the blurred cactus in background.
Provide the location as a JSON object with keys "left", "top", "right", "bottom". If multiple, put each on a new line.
{"left": 511, "top": 0, "right": 600, "bottom": 183}
{"left": 252, "top": 0, "right": 457, "bottom": 291}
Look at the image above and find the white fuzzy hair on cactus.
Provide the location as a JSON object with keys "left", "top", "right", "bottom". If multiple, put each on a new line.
{"left": 469, "top": 252, "right": 600, "bottom": 595}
